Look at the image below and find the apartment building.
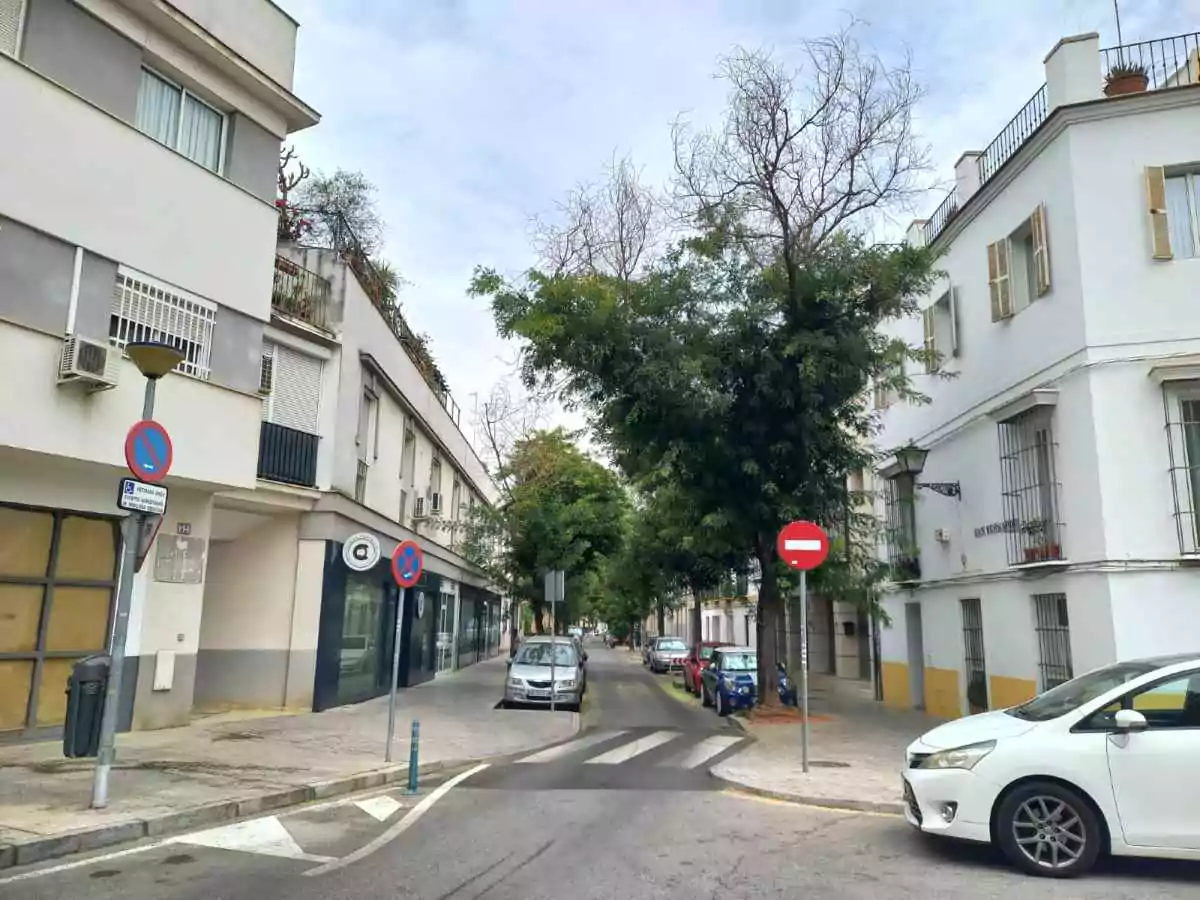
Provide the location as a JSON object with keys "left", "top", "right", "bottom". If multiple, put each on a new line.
{"left": 872, "top": 32, "right": 1200, "bottom": 719}
{"left": 0, "top": 0, "right": 318, "bottom": 738}
{"left": 195, "top": 213, "right": 503, "bottom": 717}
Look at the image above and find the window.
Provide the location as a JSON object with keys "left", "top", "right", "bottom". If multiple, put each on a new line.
{"left": 354, "top": 459, "right": 368, "bottom": 504}
{"left": 356, "top": 389, "right": 377, "bottom": 463}
{"left": 430, "top": 456, "right": 443, "bottom": 498}
{"left": 960, "top": 599, "right": 987, "bottom": 714}
{"left": 135, "top": 68, "right": 226, "bottom": 173}
{"left": 987, "top": 204, "right": 1050, "bottom": 321}
{"left": 1164, "top": 389, "right": 1200, "bottom": 553}
{"left": 883, "top": 474, "right": 919, "bottom": 580}
{"left": 451, "top": 479, "right": 462, "bottom": 519}
{"left": 1087, "top": 672, "right": 1200, "bottom": 731}
{"left": 921, "top": 289, "right": 959, "bottom": 373}
{"left": 0, "top": 0, "right": 25, "bottom": 58}
{"left": 997, "top": 406, "right": 1062, "bottom": 565}
{"left": 261, "top": 341, "right": 322, "bottom": 433}
{"left": 873, "top": 360, "right": 904, "bottom": 410}
{"left": 1032, "top": 593, "right": 1073, "bottom": 691}
{"left": 109, "top": 269, "right": 216, "bottom": 380}
{"left": 1147, "top": 167, "right": 1200, "bottom": 260}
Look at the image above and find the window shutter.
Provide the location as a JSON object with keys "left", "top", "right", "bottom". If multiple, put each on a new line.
{"left": 988, "top": 240, "right": 1012, "bottom": 321}
{"left": 922, "top": 307, "right": 937, "bottom": 373}
{"left": 1145, "top": 166, "right": 1173, "bottom": 260}
{"left": 949, "top": 288, "right": 961, "bottom": 356}
{"left": 0, "top": 0, "right": 24, "bottom": 57}
{"left": 270, "top": 344, "right": 322, "bottom": 433}
{"left": 1030, "top": 204, "right": 1052, "bottom": 296}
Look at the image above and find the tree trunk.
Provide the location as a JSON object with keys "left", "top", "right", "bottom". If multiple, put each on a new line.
{"left": 755, "top": 539, "right": 782, "bottom": 708}
{"left": 531, "top": 600, "right": 545, "bottom": 634}
{"left": 692, "top": 592, "right": 702, "bottom": 648}
{"left": 656, "top": 598, "right": 666, "bottom": 635}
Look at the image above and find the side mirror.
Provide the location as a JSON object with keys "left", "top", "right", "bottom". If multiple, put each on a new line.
{"left": 506, "top": 658, "right": 513, "bottom": 669}
{"left": 1113, "top": 708, "right": 1148, "bottom": 732}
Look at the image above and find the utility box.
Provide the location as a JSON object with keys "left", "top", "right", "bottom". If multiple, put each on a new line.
{"left": 63, "top": 654, "right": 110, "bottom": 759}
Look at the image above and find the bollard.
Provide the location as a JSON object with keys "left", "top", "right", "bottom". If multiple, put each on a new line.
{"left": 407, "top": 719, "right": 420, "bottom": 794}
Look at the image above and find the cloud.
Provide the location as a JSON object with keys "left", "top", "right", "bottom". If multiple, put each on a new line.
{"left": 278, "top": 0, "right": 1195, "bottom": 447}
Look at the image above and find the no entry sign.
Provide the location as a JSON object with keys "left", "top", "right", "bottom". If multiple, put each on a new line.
{"left": 391, "top": 540, "right": 424, "bottom": 588}
{"left": 777, "top": 520, "right": 830, "bottom": 571}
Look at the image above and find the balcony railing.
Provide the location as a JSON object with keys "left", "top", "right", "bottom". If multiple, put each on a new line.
{"left": 923, "top": 190, "right": 959, "bottom": 246}
{"left": 257, "top": 421, "right": 319, "bottom": 487}
{"left": 272, "top": 254, "right": 332, "bottom": 331}
{"left": 978, "top": 84, "right": 1049, "bottom": 185}
{"left": 1101, "top": 32, "right": 1200, "bottom": 90}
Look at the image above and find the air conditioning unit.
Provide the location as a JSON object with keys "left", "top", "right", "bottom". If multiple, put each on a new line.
{"left": 413, "top": 496, "right": 428, "bottom": 519}
{"left": 58, "top": 335, "right": 118, "bottom": 389}
{"left": 933, "top": 528, "right": 952, "bottom": 544}
{"left": 430, "top": 492, "right": 444, "bottom": 515}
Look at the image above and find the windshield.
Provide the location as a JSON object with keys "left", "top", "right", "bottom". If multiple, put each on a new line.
{"left": 1007, "top": 660, "right": 1161, "bottom": 721}
{"left": 656, "top": 639, "right": 686, "bottom": 651}
{"left": 515, "top": 643, "right": 578, "bottom": 667}
{"left": 699, "top": 646, "right": 715, "bottom": 660}
{"left": 719, "top": 652, "right": 756, "bottom": 672}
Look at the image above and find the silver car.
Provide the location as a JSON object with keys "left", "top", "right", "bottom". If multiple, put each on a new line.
{"left": 649, "top": 636, "right": 688, "bottom": 673}
{"left": 504, "top": 637, "right": 583, "bottom": 711}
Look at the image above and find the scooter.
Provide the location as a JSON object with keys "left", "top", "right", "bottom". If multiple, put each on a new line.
{"left": 777, "top": 661, "right": 798, "bottom": 707}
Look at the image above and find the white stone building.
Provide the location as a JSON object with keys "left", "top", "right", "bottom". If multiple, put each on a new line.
{"left": 871, "top": 32, "right": 1200, "bottom": 719}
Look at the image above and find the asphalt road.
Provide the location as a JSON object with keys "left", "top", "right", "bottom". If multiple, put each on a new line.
{"left": 5, "top": 643, "right": 1199, "bottom": 899}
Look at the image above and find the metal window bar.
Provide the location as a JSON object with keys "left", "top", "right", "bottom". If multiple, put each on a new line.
{"left": 997, "top": 407, "right": 1064, "bottom": 565}
{"left": 1032, "top": 593, "right": 1073, "bottom": 690}
{"left": 960, "top": 598, "right": 988, "bottom": 714}
{"left": 1101, "top": 33, "right": 1200, "bottom": 90}
{"left": 883, "top": 475, "right": 919, "bottom": 580}
{"left": 1163, "top": 388, "right": 1200, "bottom": 555}
{"left": 109, "top": 272, "right": 216, "bottom": 380}
{"left": 354, "top": 459, "right": 368, "bottom": 503}
{"left": 977, "top": 84, "right": 1049, "bottom": 185}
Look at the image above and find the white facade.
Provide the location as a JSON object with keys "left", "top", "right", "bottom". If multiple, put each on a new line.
{"left": 872, "top": 33, "right": 1200, "bottom": 720}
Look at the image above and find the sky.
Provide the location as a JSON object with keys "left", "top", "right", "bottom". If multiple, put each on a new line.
{"left": 276, "top": 0, "right": 1197, "bottom": 452}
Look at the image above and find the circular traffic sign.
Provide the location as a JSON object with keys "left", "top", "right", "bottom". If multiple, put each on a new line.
{"left": 415, "top": 590, "right": 426, "bottom": 620}
{"left": 342, "top": 533, "right": 381, "bottom": 571}
{"left": 391, "top": 540, "right": 424, "bottom": 588}
{"left": 124, "top": 420, "right": 173, "bottom": 483}
{"left": 777, "top": 520, "right": 830, "bottom": 571}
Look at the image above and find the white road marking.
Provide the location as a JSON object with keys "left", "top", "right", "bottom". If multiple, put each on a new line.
{"left": 515, "top": 730, "right": 627, "bottom": 763}
{"left": 304, "top": 763, "right": 489, "bottom": 877}
{"left": 172, "top": 815, "right": 332, "bottom": 863}
{"left": 585, "top": 730, "right": 678, "bottom": 764}
{"left": 662, "top": 734, "right": 744, "bottom": 769}
{"left": 354, "top": 795, "right": 403, "bottom": 822}
{"left": 784, "top": 539, "right": 822, "bottom": 551}
{"left": 0, "top": 841, "right": 168, "bottom": 886}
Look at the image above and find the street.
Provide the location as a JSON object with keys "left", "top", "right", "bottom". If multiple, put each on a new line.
{"left": 3, "top": 645, "right": 1198, "bottom": 899}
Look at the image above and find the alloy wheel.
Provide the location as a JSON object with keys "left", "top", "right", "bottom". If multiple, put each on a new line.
{"left": 1010, "top": 795, "right": 1087, "bottom": 870}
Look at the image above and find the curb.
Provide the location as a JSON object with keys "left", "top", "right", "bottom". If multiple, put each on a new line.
{"left": 708, "top": 774, "right": 905, "bottom": 816}
{"left": 0, "top": 756, "right": 480, "bottom": 872}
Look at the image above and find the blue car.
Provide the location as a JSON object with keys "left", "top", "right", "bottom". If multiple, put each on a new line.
{"left": 700, "top": 646, "right": 758, "bottom": 716}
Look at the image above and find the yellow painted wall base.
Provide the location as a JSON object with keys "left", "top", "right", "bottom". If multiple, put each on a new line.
{"left": 881, "top": 661, "right": 910, "bottom": 710}
{"left": 924, "top": 667, "right": 961, "bottom": 719}
{"left": 990, "top": 675, "right": 1037, "bottom": 709}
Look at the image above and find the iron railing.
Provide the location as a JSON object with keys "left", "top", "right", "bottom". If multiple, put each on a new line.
{"left": 961, "top": 598, "right": 987, "bottom": 714}
{"left": 1033, "top": 593, "right": 1073, "bottom": 690}
{"left": 997, "top": 407, "right": 1065, "bottom": 565}
{"left": 257, "top": 421, "right": 318, "bottom": 487}
{"left": 922, "top": 189, "right": 959, "bottom": 245}
{"left": 272, "top": 255, "right": 331, "bottom": 331}
{"left": 1102, "top": 33, "right": 1200, "bottom": 90}
{"left": 978, "top": 84, "right": 1049, "bottom": 185}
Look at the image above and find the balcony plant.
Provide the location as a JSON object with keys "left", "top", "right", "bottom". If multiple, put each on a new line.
{"left": 1104, "top": 61, "right": 1149, "bottom": 97}
{"left": 889, "top": 552, "right": 921, "bottom": 584}
{"left": 1023, "top": 542, "right": 1062, "bottom": 563}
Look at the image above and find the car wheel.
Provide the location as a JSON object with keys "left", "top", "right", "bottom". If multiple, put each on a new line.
{"left": 715, "top": 690, "right": 728, "bottom": 717}
{"left": 995, "top": 781, "right": 1102, "bottom": 878}
{"left": 701, "top": 683, "right": 712, "bottom": 707}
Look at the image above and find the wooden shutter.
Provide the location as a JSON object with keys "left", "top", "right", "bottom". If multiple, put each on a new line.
{"left": 922, "top": 307, "right": 937, "bottom": 373}
{"left": 1145, "top": 166, "right": 1174, "bottom": 260}
{"left": 0, "top": 0, "right": 24, "bottom": 57}
{"left": 949, "top": 288, "right": 960, "bottom": 356}
{"left": 987, "top": 240, "right": 1012, "bottom": 321}
{"left": 1030, "top": 204, "right": 1052, "bottom": 296}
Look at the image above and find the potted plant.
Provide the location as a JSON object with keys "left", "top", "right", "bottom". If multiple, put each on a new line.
{"left": 1104, "top": 61, "right": 1149, "bottom": 97}
{"left": 1023, "top": 542, "right": 1062, "bottom": 563}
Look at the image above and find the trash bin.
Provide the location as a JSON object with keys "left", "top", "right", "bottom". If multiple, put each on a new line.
{"left": 63, "top": 654, "right": 110, "bottom": 759}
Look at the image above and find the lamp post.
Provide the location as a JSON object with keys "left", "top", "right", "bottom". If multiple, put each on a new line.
{"left": 893, "top": 443, "right": 962, "bottom": 499}
{"left": 92, "top": 341, "right": 183, "bottom": 809}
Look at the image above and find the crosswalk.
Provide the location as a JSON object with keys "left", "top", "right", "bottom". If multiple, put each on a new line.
{"left": 510, "top": 728, "right": 748, "bottom": 772}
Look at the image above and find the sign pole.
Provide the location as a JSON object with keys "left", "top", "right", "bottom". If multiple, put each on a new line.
{"left": 386, "top": 586, "right": 406, "bottom": 763}
{"left": 550, "top": 571, "right": 558, "bottom": 714}
{"left": 799, "top": 570, "right": 810, "bottom": 774}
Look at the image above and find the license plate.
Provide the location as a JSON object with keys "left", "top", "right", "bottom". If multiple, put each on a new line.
{"left": 527, "top": 689, "right": 550, "bottom": 698}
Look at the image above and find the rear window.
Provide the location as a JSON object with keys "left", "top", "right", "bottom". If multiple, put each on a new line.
{"left": 699, "top": 646, "right": 715, "bottom": 660}
{"left": 657, "top": 639, "right": 686, "bottom": 650}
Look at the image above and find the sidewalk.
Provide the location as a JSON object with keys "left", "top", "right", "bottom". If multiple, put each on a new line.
{"left": 0, "top": 656, "right": 577, "bottom": 869}
{"left": 710, "top": 675, "right": 943, "bottom": 814}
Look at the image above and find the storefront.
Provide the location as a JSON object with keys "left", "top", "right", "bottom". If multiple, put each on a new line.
{"left": 0, "top": 502, "right": 120, "bottom": 740}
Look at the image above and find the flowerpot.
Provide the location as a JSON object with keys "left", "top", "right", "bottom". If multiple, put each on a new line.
{"left": 1104, "top": 72, "right": 1149, "bottom": 97}
{"left": 1023, "top": 543, "right": 1061, "bottom": 563}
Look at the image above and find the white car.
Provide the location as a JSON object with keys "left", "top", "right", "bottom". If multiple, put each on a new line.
{"left": 903, "top": 652, "right": 1200, "bottom": 877}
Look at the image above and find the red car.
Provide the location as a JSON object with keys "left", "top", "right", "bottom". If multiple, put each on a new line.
{"left": 681, "top": 641, "right": 723, "bottom": 695}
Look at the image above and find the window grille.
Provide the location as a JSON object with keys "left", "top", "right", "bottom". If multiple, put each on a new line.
{"left": 354, "top": 459, "right": 368, "bottom": 503}
{"left": 883, "top": 474, "right": 919, "bottom": 580}
{"left": 1163, "top": 389, "right": 1200, "bottom": 554}
{"left": 109, "top": 270, "right": 216, "bottom": 379}
{"left": 1032, "top": 593, "right": 1073, "bottom": 690}
{"left": 997, "top": 407, "right": 1063, "bottom": 565}
{"left": 960, "top": 598, "right": 988, "bottom": 713}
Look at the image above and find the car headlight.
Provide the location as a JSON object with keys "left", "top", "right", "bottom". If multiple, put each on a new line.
{"left": 919, "top": 740, "right": 996, "bottom": 771}
{"left": 722, "top": 676, "right": 736, "bottom": 690}
{"left": 506, "top": 677, "right": 525, "bottom": 689}
{"left": 557, "top": 680, "right": 576, "bottom": 689}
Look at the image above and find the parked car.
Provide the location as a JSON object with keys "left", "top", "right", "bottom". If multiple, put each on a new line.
{"left": 503, "top": 638, "right": 583, "bottom": 711}
{"left": 682, "top": 641, "right": 723, "bottom": 694}
{"left": 649, "top": 636, "right": 688, "bottom": 673}
{"left": 903, "top": 652, "right": 1200, "bottom": 878}
{"left": 521, "top": 634, "right": 587, "bottom": 693}
{"left": 700, "top": 646, "right": 757, "bottom": 716}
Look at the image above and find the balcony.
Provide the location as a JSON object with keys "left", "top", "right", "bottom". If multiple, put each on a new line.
{"left": 272, "top": 255, "right": 332, "bottom": 331}
{"left": 257, "top": 421, "right": 319, "bottom": 487}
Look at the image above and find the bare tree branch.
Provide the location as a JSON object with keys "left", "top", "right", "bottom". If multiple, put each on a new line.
{"left": 472, "top": 368, "right": 551, "bottom": 501}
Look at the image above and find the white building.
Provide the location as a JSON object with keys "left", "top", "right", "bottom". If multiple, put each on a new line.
{"left": 872, "top": 32, "right": 1200, "bottom": 720}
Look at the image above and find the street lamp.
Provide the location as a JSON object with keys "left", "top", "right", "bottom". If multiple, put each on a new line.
{"left": 893, "top": 442, "right": 962, "bottom": 499}
{"left": 91, "top": 341, "right": 183, "bottom": 809}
